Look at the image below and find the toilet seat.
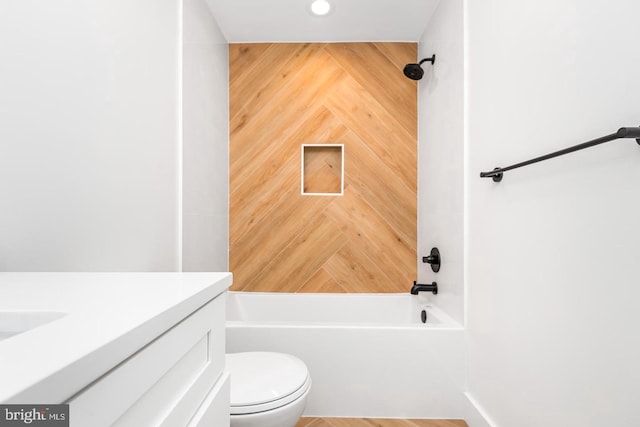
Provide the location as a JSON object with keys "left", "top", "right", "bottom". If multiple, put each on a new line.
{"left": 227, "top": 352, "right": 311, "bottom": 415}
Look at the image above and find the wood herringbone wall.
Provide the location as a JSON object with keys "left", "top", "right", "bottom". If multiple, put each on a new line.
{"left": 229, "top": 43, "right": 417, "bottom": 293}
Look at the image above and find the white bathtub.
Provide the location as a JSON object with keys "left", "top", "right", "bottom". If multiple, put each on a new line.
{"left": 226, "top": 292, "right": 466, "bottom": 419}
{"left": 227, "top": 292, "right": 458, "bottom": 327}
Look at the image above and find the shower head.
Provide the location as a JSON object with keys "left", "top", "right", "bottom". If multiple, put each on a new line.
{"left": 403, "top": 54, "right": 436, "bottom": 81}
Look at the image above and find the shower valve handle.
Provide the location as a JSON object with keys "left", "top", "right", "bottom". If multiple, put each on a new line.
{"left": 422, "top": 247, "right": 441, "bottom": 273}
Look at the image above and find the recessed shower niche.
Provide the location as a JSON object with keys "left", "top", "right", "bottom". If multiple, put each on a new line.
{"left": 301, "top": 144, "right": 344, "bottom": 196}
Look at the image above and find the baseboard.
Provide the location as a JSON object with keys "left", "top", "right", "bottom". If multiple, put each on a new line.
{"left": 463, "top": 392, "right": 496, "bottom": 427}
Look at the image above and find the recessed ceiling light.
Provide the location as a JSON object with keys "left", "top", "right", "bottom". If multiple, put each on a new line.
{"left": 310, "top": 0, "right": 332, "bottom": 16}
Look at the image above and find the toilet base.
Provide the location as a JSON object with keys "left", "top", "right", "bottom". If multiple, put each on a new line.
{"left": 230, "top": 392, "right": 308, "bottom": 427}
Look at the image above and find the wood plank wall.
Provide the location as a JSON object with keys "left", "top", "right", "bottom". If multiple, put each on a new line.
{"left": 229, "top": 43, "right": 417, "bottom": 293}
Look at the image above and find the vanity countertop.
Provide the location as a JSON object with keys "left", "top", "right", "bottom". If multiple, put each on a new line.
{"left": 0, "top": 272, "right": 232, "bottom": 403}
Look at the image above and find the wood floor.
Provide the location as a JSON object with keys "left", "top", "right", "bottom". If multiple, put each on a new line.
{"left": 229, "top": 42, "right": 418, "bottom": 293}
{"left": 296, "top": 418, "right": 468, "bottom": 427}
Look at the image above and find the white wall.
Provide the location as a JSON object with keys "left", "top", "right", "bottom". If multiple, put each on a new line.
{"left": 182, "top": 0, "right": 229, "bottom": 271}
{"left": 418, "top": 0, "right": 465, "bottom": 325}
{"left": 466, "top": 0, "right": 640, "bottom": 426}
{"left": 0, "top": 0, "right": 181, "bottom": 270}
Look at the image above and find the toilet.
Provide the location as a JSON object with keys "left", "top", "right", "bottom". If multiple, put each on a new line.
{"left": 226, "top": 352, "right": 311, "bottom": 427}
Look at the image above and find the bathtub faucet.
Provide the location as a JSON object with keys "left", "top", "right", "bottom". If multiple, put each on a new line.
{"left": 410, "top": 281, "right": 438, "bottom": 295}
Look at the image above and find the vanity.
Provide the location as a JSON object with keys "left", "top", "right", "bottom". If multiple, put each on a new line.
{"left": 0, "top": 272, "right": 232, "bottom": 426}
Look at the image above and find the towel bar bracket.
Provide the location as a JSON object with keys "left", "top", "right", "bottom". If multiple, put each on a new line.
{"left": 489, "top": 168, "right": 503, "bottom": 183}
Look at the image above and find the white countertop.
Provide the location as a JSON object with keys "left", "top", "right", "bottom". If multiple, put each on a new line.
{"left": 0, "top": 272, "right": 232, "bottom": 403}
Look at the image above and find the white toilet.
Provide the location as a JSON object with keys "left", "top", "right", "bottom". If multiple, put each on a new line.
{"left": 226, "top": 352, "right": 311, "bottom": 427}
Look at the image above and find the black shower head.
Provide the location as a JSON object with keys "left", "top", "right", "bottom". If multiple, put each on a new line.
{"left": 403, "top": 55, "right": 436, "bottom": 81}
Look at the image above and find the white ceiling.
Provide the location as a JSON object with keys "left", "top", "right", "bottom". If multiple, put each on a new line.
{"left": 205, "top": 0, "right": 440, "bottom": 43}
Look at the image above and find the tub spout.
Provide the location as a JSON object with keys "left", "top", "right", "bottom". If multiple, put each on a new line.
{"left": 410, "top": 281, "right": 438, "bottom": 295}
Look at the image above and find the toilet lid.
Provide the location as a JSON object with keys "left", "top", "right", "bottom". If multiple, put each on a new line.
{"left": 226, "top": 352, "right": 311, "bottom": 414}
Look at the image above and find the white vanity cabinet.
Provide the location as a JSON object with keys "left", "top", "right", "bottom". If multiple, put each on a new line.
{"left": 68, "top": 292, "right": 229, "bottom": 427}
{"left": 0, "top": 273, "right": 232, "bottom": 427}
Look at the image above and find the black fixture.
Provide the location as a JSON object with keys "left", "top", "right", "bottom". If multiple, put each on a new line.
{"left": 421, "top": 309, "right": 427, "bottom": 324}
{"left": 480, "top": 126, "right": 640, "bottom": 182}
{"left": 410, "top": 281, "right": 438, "bottom": 295}
{"left": 422, "top": 247, "right": 441, "bottom": 272}
{"left": 403, "top": 55, "right": 436, "bottom": 81}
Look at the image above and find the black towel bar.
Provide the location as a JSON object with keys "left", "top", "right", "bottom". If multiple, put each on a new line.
{"left": 480, "top": 126, "right": 640, "bottom": 182}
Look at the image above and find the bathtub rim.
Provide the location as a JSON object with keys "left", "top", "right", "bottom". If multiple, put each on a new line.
{"left": 226, "top": 291, "right": 463, "bottom": 330}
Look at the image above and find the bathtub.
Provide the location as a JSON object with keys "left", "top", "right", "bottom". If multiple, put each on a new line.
{"left": 226, "top": 292, "right": 466, "bottom": 419}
